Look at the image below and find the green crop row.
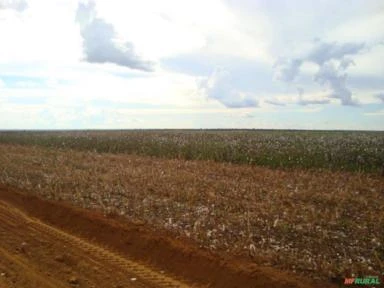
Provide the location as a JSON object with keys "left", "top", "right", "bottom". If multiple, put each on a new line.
{"left": 0, "top": 129, "right": 383, "bottom": 173}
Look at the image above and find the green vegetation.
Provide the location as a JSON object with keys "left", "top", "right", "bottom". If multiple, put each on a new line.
{"left": 0, "top": 130, "right": 383, "bottom": 173}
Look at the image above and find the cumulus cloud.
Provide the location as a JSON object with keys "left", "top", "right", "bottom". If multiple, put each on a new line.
{"left": 307, "top": 41, "right": 364, "bottom": 65}
{"left": 375, "top": 92, "right": 384, "bottom": 102}
{"left": 274, "top": 58, "right": 302, "bottom": 82}
{"left": 76, "top": 1, "right": 153, "bottom": 71}
{"left": 264, "top": 99, "right": 286, "bottom": 106}
{"left": 297, "top": 98, "right": 330, "bottom": 106}
{"left": 274, "top": 40, "right": 365, "bottom": 106}
{"left": 199, "top": 68, "right": 258, "bottom": 108}
{"left": 296, "top": 87, "right": 330, "bottom": 106}
{"left": 0, "top": 0, "right": 27, "bottom": 11}
{"left": 313, "top": 62, "right": 358, "bottom": 106}
{"left": 339, "top": 57, "right": 355, "bottom": 70}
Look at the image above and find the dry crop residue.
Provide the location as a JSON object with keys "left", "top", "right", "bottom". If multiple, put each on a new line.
{"left": 0, "top": 185, "right": 324, "bottom": 288}
{"left": 1, "top": 143, "right": 382, "bottom": 284}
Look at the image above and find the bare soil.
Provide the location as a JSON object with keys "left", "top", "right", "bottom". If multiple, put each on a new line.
{"left": 0, "top": 184, "right": 328, "bottom": 288}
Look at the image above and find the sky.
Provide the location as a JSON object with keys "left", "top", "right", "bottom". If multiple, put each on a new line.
{"left": 0, "top": 0, "right": 383, "bottom": 130}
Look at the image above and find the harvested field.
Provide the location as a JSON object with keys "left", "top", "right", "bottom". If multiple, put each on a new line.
{"left": 0, "top": 142, "right": 383, "bottom": 285}
{"left": 0, "top": 184, "right": 323, "bottom": 288}
{"left": 2, "top": 0, "right": 383, "bottom": 285}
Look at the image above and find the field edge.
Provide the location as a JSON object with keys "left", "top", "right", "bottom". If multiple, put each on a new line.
{"left": 0, "top": 184, "right": 333, "bottom": 288}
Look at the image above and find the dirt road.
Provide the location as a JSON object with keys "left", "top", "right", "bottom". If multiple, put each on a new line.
{"left": 0, "top": 185, "right": 331, "bottom": 288}
{"left": 0, "top": 198, "right": 190, "bottom": 288}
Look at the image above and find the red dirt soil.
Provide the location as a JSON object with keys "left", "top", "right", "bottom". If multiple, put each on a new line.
{"left": 0, "top": 184, "right": 335, "bottom": 288}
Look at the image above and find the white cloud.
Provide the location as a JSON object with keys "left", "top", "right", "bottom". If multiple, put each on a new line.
{"left": 199, "top": 68, "right": 259, "bottom": 108}
{"left": 348, "top": 44, "right": 384, "bottom": 77}
{"left": 261, "top": 90, "right": 330, "bottom": 107}
{"left": 94, "top": 0, "right": 271, "bottom": 63}
{"left": 274, "top": 58, "right": 302, "bottom": 82}
{"left": 296, "top": 88, "right": 330, "bottom": 106}
{"left": 0, "top": 0, "right": 27, "bottom": 11}
{"left": 307, "top": 41, "right": 365, "bottom": 65}
{"left": 92, "top": 0, "right": 206, "bottom": 61}
{"left": 76, "top": 1, "right": 153, "bottom": 71}
{"left": 0, "top": 61, "right": 205, "bottom": 110}
{"left": 313, "top": 61, "right": 358, "bottom": 106}
{"left": 0, "top": 0, "right": 82, "bottom": 64}
{"left": 0, "top": 0, "right": 383, "bottom": 130}
{"left": 327, "top": 12, "right": 384, "bottom": 44}
{"left": 274, "top": 40, "right": 366, "bottom": 106}
{"left": 375, "top": 92, "right": 384, "bottom": 102}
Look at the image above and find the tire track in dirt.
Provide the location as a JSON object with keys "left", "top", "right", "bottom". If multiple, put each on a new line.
{"left": 0, "top": 200, "right": 191, "bottom": 288}
{"left": 0, "top": 246, "right": 69, "bottom": 288}
{"left": 0, "top": 185, "right": 333, "bottom": 288}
